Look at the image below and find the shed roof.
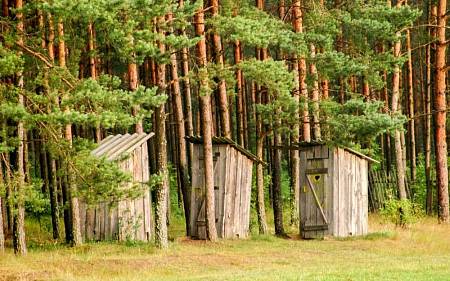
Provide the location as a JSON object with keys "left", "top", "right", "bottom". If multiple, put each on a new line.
{"left": 186, "top": 136, "right": 263, "bottom": 164}
{"left": 294, "top": 142, "right": 380, "bottom": 164}
{"left": 92, "top": 133, "right": 154, "bottom": 161}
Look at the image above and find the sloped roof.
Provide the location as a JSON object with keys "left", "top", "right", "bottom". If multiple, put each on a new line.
{"left": 186, "top": 136, "right": 263, "bottom": 164}
{"left": 91, "top": 133, "right": 154, "bottom": 161}
{"left": 295, "top": 141, "right": 380, "bottom": 164}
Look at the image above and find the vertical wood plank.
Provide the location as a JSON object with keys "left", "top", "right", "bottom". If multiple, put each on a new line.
{"left": 362, "top": 160, "right": 369, "bottom": 235}
{"left": 238, "top": 155, "right": 248, "bottom": 238}
{"left": 233, "top": 149, "right": 243, "bottom": 238}
{"left": 332, "top": 148, "right": 339, "bottom": 236}
{"left": 221, "top": 146, "right": 231, "bottom": 238}
{"left": 225, "top": 147, "right": 237, "bottom": 238}
{"left": 350, "top": 152, "right": 358, "bottom": 237}
{"left": 133, "top": 147, "right": 145, "bottom": 240}
{"left": 338, "top": 148, "right": 346, "bottom": 237}
{"left": 244, "top": 159, "right": 253, "bottom": 237}
{"left": 196, "top": 145, "right": 206, "bottom": 239}
{"left": 299, "top": 150, "right": 307, "bottom": 238}
{"left": 212, "top": 145, "right": 226, "bottom": 238}
{"left": 189, "top": 144, "right": 201, "bottom": 238}
{"left": 141, "top": 142, "right": 151, "bottom": 241}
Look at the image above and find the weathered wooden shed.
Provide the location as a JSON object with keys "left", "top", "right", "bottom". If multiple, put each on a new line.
{"left": 298, "top": 143, "right": 378, "bottom": 239}
{"left": 80, "top": 133, "right": 154, "bottom": 242}
{"left": 186, "top": 136, "right": 259, "bottom": 240}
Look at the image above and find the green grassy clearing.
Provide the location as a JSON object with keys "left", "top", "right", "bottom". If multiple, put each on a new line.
{"left": 1, "top": 215, "right": 450, "bottom": 281}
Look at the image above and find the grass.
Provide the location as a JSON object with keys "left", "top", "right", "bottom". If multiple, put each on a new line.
{"left": 1, "top": 215, "right": 450, "bottom": 281}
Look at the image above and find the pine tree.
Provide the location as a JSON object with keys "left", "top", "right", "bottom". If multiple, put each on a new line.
{"left": 12, "top": 0, "right": 27, "bottom": 255}
{"left": 434, "top": 0, "right": 449, "bottom": 223}
{"left": 195, "top": 3, "right": 218, "bottom": 242}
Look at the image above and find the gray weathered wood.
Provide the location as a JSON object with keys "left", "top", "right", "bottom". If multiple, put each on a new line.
{"left": 299, "top": 145, "right": 369, "bottom": 239}
{"left": 188, "top": 141, "right": 255, "bottom": 240}
{"left": 81, "top": 134, "right": 153, "bottom": 242}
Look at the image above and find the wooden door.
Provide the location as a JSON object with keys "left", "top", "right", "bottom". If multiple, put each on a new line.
{"left": 193, "top": 146, "right": 223, "bottom": 239}
{"left": 300, "top": 146, "right": 331, "bottom": 239}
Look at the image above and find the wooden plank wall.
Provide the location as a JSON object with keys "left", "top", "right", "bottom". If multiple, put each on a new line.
{"left": 332, "top": 147, "right": 339, "bottom": 236}
{"left": 189, "top": 144, "right": 205, "bottom": 238}
{"left": 190, "top": 144, "right": 252, "bottom": 240}
{"left": 80, "top": 142, "right": 152, "bottom": 242}
{"left": 333, "top": 148, "right": 368, "bottom": 237}
{"left": 214, "top": 145, "right": 227, "bottom": 238}
{"left": 241, "top": 156, "right": 253, "bottom": 237}
{"left": 300, "top": 145, "right": 369, "bottom": 239}
{"left": 226, "top": 147, "right": 252, "bottom": 239}
{"left": 223, "top": 146, "right": 237, "bottom": 238}
{"left": 361, "top": 159, "right": 369, "bottom": 235}
{"left": 299, "top": 145, "right": 332, "bottom": 239}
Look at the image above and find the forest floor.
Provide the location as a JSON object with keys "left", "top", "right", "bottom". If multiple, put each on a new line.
{"left": 1, "top": 215, "right": 450, "bottom": 281}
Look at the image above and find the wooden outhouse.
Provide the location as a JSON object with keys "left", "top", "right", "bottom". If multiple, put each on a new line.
{"left": 186, "top": 136, "right": 259, "bottom": 240}
{"left": 298, "top": 143, "right": 378, "bottom": 239}
{"left": 80, "top": 133, "right": 154, "bottom": 242}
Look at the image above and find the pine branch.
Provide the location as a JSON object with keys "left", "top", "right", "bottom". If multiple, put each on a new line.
{"left": 15, "top": 42, "right": 75, "bottom": 90}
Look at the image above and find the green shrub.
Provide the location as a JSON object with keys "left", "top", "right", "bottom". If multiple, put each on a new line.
{"left": 409, "top": 154, "right": 435, "bottom": 210}
{"left": 380, "top": 198, "right": 424, "bottom": 227}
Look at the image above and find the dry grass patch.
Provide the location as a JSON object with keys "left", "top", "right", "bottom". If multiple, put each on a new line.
{"left": 1, "top": 215, "right": 449, "bottom": 280}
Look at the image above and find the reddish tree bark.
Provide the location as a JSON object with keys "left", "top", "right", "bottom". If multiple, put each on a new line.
{"left": 434, "top": 0, "right": 449, "bottom": 223}
{"left": 211, "top": 0, "right": 231, "bottom": 138}
{"left": 195, "top": 6, "right": 218, "bottom": 241}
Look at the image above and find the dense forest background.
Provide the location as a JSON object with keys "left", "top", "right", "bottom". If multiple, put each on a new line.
{"left": 0, "top": 0, "right": 448, "bottom": 255}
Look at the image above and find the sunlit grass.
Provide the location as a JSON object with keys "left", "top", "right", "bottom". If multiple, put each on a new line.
{"left": 1, "top": 215, "right": 449, "bottom": 281}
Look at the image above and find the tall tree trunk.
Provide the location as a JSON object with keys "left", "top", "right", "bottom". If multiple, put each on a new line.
{"left": 154, "top": 18, "right": 170, "bottom": 248}
{"left": 254, "top": 79, "right": 268, "bottom": 234}
{"left": 234, "top": 40, "right": 245, "bottom": 146}
{"left": 45, "top": 13, "right": 61, "bottom": 240}
{"left": 321, "top": 79, "right": 329, "bottom": 100}
{"left": 255, "top": 132, "right": 268, "bottom": 234}
{"left": 272, "top": 123, "right": 285, "bottom": 236}
{"left": 179, "top": 0, "right": 194, "bottom": 179}
{"left": 406, "top": 25, "right": 416, "bottom": 182}
{"left": 3, "top": 151, "right": 13, "bottom": 235}
{"left": 362, "top": 79, "right": 370, "bottom": 100}
{"left": 167, "top": 12, "right": 191, "bottom": 235}
{"left": 270, "top": 0, "right": 285, "bottom": 236}
{"left": 88, "top": 22, "right": 97, "bottom": 80}
{"left": 434, "top": 0, "right": 449, "bottom": 223}
{"left": 211, "top": 0, "right": 231, "bottom": 138}
{"left": 425, "top": 4, "right": 436, "bottom": 215}
{"left": 289, "top": 0, "right": 302, "bottom": 226}
{"left": 1, "top": 0, "right": 11, "bottom": 238}
{"left": 0, "top": 159, "right": 4, "bottom": 252}
{"left": 58, "top": 19, "right": 82, "bottom": 246}
{"left": 87, "top": 22, "right": 102, "bottom": 141}
{"left": 128, "top": 36, "right": 143, "bottom": 134}
{"left": 48, "top": 155, "right": 60, "bottom": 239}
{"left": 129, "top": 61, "right": 143, "bottom": 134}
{"left": 254, "top": 0, "right": 268, "bottom": 235}
{"left": 298, "top": 7, "right": 310, "bottom": 142}
{"left": 195, "top": 6, "right": 218, "bottom": 241}
{"left": 13, "top": 0, "right": 27, "bottom": 255}
{"left": 380, "top": 56, "right": 392, "bottom": 174}
{"left": 0, "top": 198, "right": 3, "bottom": 253}
{"left": 310, "top": 45, "right": 321, "bottom": 140}
{"left": 391, "top": 1, "right": 407, "bottom": 200}
{"left": 242, "top": 79, "right": 249, "bottom": 148}
{"left": 2, "top": 0, "right": 8, "bottom": 17}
